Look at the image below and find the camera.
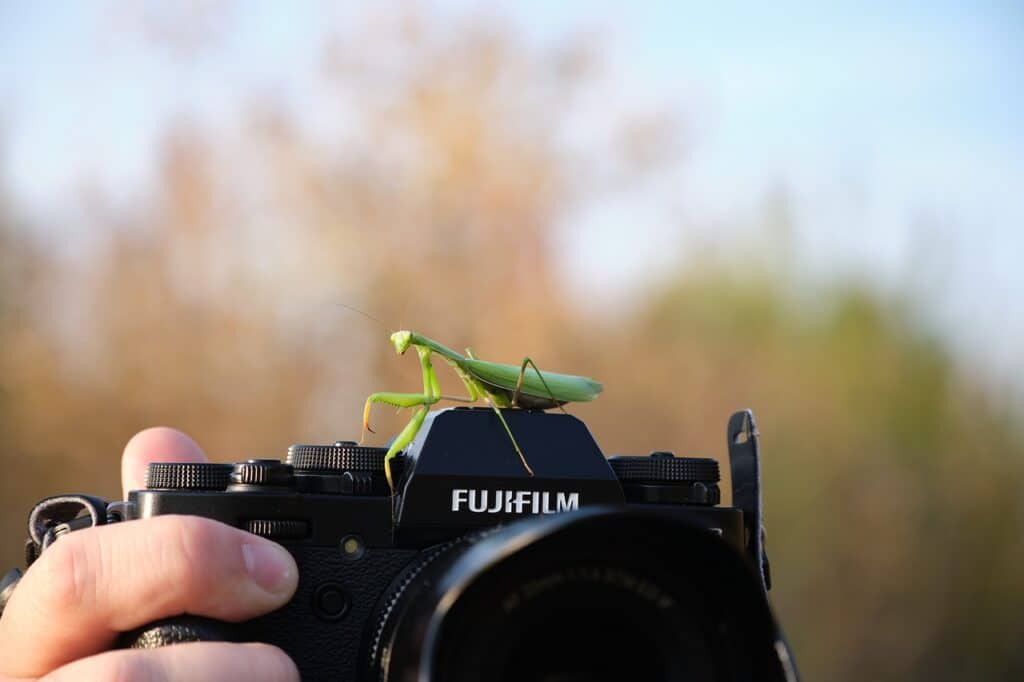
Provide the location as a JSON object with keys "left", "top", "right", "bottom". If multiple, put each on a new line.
{"left": 3, "top": 407, "right": 797, "bottom": 681}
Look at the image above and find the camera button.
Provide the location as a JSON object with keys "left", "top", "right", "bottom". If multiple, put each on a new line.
{"left": 313, "top": 583, "right": 351, "bottom": 621}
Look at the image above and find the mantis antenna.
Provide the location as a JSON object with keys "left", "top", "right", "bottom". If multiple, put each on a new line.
{"left": 333, "top": 301, "right": 391, "bottom": 331}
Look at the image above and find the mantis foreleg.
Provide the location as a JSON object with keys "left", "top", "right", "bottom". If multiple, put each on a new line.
{"left": 360, "top": 392, "right": 437, "bottom": 488}
{"left": 362, "top": 391, "right": 436, "bottom": 436}
{"left": 363, "top": 345, "right": 441, "bottom": 438}
{"left": 382, "top": 404, "right": 429, "bottom": 489}
{"left": 362, "top": 346, "right": 444, "bottom": 488}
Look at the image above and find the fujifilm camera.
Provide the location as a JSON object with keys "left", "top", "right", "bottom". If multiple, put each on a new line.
{"left": 1, "top": 407, "right": 797, "bottom": 681}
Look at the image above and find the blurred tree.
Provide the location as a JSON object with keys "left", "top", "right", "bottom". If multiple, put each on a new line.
{"left": 0, "top": 185, "right": 16, "bottom": 524}
{"left": 0, "top": 177, "right": 78, "bottom": 547}
{"left": 582, "top": 261, "right": 1024, "bottom": 681}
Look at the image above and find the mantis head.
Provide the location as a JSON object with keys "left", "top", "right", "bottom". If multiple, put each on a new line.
{"left": 390, "top": 330, "right": 413, "bottom": 355}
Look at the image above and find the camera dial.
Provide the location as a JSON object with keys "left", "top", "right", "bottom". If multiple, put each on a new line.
{"left": 286, "top": 442, "right": 387, "bottom": 473}
{"left": 608, "top": 452, "right": 721, "bottom": 505}
{"left": 144, "top": 462, "right": 233, "bottom": 491}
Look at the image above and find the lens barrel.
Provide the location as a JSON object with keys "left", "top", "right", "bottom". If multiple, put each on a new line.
{"left": 366, "top": 507, "right": 791, "bottom": 682}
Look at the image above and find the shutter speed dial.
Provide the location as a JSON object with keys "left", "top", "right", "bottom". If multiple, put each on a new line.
{"left": 608, "top": 452, "right": 720, "bottom": 484}
{"left": 288, "top": 442, "right": 390, "bottom": 495}
{"left": 286, "top": 442, "right": 387, "bottom": 473}
{"left": 607, "top": 452, "right": 721, "bottom": 506}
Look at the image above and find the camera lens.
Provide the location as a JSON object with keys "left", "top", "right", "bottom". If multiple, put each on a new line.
{"left": 437, "top": 554, "right": 712, "bottom": 681}
{"left": 367, "top": 508, "right": 790, "bottom": 682}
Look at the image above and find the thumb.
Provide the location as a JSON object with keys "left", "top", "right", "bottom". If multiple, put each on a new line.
{"left": 121, "top": 427, "right": 208, "bottom": 499}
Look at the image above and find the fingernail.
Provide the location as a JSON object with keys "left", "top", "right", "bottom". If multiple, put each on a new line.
{"left": 242, "top": 542, "right": 296, "bottom": 594}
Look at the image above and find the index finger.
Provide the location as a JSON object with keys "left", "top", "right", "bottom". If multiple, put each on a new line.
{"left": 0, "top": 515, "right": 298, "bottom": 677}
{"left": 121, "top": 427, "right": 207, "bottom": 498}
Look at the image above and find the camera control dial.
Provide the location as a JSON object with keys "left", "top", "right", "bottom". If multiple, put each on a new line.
{"left": 607, "top": 452, "right": 721, "bottom": 506}
{"left": 229, "top": 459, "right": 294, "bottom": 489}
{"left": 246, "top": 519, "right": 308, "bottom": 540}
{"left": 287, "top": 442, "right": 387, "bottom": 473}
{"left": 145, "top": 463, "right": 233, "bottom": 491}
{"left": 607, "top": 452, "right": 720, "bottom": 483}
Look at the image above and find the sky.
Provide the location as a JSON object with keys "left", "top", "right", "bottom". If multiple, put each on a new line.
{"left": 1, "top": 1, "right": 1022, "bottom": 379}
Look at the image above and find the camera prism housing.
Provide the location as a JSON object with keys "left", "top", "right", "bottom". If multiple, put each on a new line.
{"left": 10, "top": 407, "right": 797, "bottom": 681}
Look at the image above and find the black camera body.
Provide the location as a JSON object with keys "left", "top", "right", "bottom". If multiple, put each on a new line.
{"left": 6, "top": 407, "right": 797, "bottom": 681}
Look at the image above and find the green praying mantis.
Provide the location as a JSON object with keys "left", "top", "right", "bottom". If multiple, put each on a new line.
{"left": 361, "top": 331, "right": 603, "bottom": 489}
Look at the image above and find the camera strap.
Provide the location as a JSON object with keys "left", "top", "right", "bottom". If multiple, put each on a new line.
{"left": 25, "top": 494, "right": 113, "bottom": 563}
{"left": 727, "top": 409, "right": 772, "bottom": 594}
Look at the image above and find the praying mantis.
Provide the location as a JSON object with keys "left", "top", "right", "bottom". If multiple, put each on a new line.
{"left": 361, "top": 330, "right": 603, "bottom": 489}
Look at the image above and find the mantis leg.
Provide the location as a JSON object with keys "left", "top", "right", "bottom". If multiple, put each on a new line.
{"left": 362, "top": 391, "right": 438, "bottom": 441}
{"left": 360, "top": 392, "right": 436, "bottom": 487}
{"left": 363, "top": 345, "right": 449, "bottom": 490}
{"left": 362, "top": 345, "right": 441, "bottom": 442}
{"left": 481, "top": 394, "right": 536, "bottom": 477}
{"left": 441, "top": 356, "right": 486, "bottom": 404}
{"left": 468, "top": 348, "right": 535, "bottom": 475}
{"left": 360, "top": 385, "right": 471, "bottom": 444}
{"left": 512, "top": 356, "right": 569, "bottom": 414}
{"left": 383, "top": 404, "right": 429, "bottom": 489}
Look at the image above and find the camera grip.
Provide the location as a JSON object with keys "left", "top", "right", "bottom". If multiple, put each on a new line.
{"left": 119, "top": 615, "right": 236, "bottom": 649}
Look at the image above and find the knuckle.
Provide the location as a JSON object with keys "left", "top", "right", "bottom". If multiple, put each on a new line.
{"left": 161, "top": 516, "right": 239, "bottom": 594}
{"left": 41, "top": 652, "right": 159, "bottom": 682}
{"left": 247, "top": 644, "right": 300, "bottom": 681}
{"left": 35, "top": 531, "right": 98, "bottom": 613}
{"left": 99, "top": 655, "right": 156, "bottom": 682}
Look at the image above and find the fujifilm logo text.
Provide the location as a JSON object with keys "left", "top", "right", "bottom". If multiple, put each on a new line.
{"left": 451, "top": 489, "right": 580, "bottom": 515}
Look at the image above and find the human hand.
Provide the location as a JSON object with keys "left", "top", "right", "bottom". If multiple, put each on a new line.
{"left": 0, "top": 428, "right": 300, "bottom": 681}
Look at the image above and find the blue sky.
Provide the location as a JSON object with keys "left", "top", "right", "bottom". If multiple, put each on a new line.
{"left": 1, "top": 1, "right": 1022, "bottom": 378}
